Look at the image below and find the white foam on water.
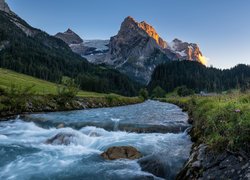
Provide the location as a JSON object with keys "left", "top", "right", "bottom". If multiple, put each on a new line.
{"left": 0, "top": 134, "right": 7, "bottom": 140}
{"left": 0, "top": 101, "right": 192, "bottom": 180}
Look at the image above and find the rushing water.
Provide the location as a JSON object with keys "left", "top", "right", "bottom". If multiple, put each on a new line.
{"left": 0, "top": 100, "right": 192, "bottom": 180}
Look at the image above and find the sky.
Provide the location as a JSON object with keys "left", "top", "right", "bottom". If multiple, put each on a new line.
{"left": 6, "top": 0, "right": 250, "bottom": 69}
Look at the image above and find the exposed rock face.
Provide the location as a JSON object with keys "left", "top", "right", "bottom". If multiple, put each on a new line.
{"left": 138, "top": 20, "right": 167, "bottom": 49}
{"left": 0, "top": 0, "right": 10, "bottom": 14}
{"left": 55, "top": 28, "right": 83, "bottom": 45}
{"left": 0, "top": 0, "right": 38, "bottom": 37}
{"left": 101, "top": 146, "right": 142, "bottom": 160}
{"left": 177, "top": 144, "right": 250, "bottom": 180}
{"left": 168, "top": 38, "right": 205, "bottom": 64}
{"left": 107, "top": 16, "right": 163, "bottom": 62}
{"left": 54, "top": 29, "right": 109, "bottom": 60}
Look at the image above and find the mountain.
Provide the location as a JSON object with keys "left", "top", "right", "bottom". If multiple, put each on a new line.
{"left": 105, "top": 16, "right": 206, "bottom": 84}
{"left": 0, "top": 0, "right": 141, "bottom": 96}
{"left": 55, "top": 16, "right": 206, "bottom": 84}
{"left": 0, "top": 0, "right": 10, "bottom": 13}
{"left": 55, "top": 28, "right": 83, "bottom": 45}
{"left": 55, "top": 29, "right": 109, "bottom": 62}
{"left": 148, "top": 61, "right": 250, "bottom": 93}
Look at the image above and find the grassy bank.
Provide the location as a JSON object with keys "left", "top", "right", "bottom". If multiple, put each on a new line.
{"left": 0, "top": 68, "right": 143, "bottom": 118}
{"left": 159, "top": 93, "right": 250, "bottom": 154}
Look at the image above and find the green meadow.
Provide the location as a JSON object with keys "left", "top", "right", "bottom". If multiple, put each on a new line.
{"left": 0, "top": 68, "right": 109, "bottom": 97}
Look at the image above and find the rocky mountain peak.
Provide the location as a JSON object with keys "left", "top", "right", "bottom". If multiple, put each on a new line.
{"left": 138, "top": 20, "right": 167, "bottom": 49}
{"left": 169, "top": 39, "right": 206, "bottom": 64}
{"left": 55, "top": 28, "right": 83, "bottom": 45}
{"left": 65, "top": 28, "right": 74, "bottom": 34}
{"left": 0, "top": 0, "right": 11, "bottom": 14}
{"left": 119, "top": 16, "right": 167, "bottom": 49}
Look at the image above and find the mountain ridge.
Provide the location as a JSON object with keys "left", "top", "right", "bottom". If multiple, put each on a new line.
{"left": 54, "top": 16, "right": 206, "bottom": 84}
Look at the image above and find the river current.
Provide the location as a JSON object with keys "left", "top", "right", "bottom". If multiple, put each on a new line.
{"left": 0, "top": 100, "right": 192, "bottom": 180}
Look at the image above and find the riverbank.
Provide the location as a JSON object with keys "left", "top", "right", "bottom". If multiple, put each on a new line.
{"left": 0, "top": 94, "right": 143, "bottom": 119}
{"left": 159, "top": 93, "right": 250, "bottom": 179}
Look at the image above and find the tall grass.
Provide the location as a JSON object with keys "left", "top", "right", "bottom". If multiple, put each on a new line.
{"left": 161, "top": 93, "right": 250, "bottom": 153}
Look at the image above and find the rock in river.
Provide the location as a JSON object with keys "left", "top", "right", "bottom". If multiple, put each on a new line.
{"left": 45, "top": 133, "right": 75, "bottom": 145}
{"left": 138, "top": 156, "right": 169, "bottom": 179}
{"left": 101, "top": 146, "right": 142, "bottom": 160}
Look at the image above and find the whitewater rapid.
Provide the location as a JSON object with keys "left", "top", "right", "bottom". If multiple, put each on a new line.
{"left": 0, "top": 101, "right": 192, "bottom": 180}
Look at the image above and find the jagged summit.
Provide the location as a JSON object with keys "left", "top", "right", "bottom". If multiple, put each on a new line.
{"left": 119, "top": 16, "right": 167, "bottom": 49}
{"left": 55, "top": 28, "right": 83, "bottom": 45}
{"left": 65, "top": 28, "right": 75, "bottom": 34}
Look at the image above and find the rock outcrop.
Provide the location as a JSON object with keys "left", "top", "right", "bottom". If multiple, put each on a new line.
{"left": 45, "top": 133, "right": 75, "bottom": 145}
{"left": 176, "top": 144, "right": 250, "bottom": 180}
{"left": 101, "top": 146, "right": 142, "bottom": 160}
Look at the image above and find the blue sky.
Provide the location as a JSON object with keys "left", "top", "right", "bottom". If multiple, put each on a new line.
{"left": 6, "top": 0, "right": 250, "bottom": 69}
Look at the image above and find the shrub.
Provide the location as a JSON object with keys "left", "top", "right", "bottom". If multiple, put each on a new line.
{"left": 176, "top": 86, "right": 195, "bottom": 97}
{"left": 57, "top": 79, "right": 79, "bottom": 101}
{"left": 151, "top": 86, "right": 166, "bottom": 98}
{"left": 139, "top": 88, "right": 148, "bottom": 100}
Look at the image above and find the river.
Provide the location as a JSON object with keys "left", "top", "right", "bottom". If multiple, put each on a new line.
{"left": 0, "top": 100, "right": 192, "bottom": 180}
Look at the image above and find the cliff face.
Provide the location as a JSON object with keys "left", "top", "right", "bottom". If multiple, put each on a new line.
{"left": 107, "top": 16, "right": 163, "bottom": 64}
{"left": 138, "top": 20, "right": 167, "bottom": 49}
{"left": 168, "top": 39, "right": 206, "bottom": 64}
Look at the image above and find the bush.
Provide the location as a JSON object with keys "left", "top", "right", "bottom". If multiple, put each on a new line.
{"left": 57, "top": 79, "right": 79, "bottom": 101}
{"left": 151, "top": 86, "right": 166, "bottom": 98}
{"left": 139, "top": 88, "right": 148, "bottom": 100}
{"left": 3, "top": 84, "right": 35, "bottom": 111}
{"left": 176, "top": 86, "right": 195, "bottom": 97}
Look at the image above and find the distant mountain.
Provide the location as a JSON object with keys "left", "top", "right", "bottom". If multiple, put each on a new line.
{"left": 0, "top": 0, "right": 141, "bottom": 96}
{"left": 55, "top": 16, "right": 206, "bottom": 84}
{"left": 148, "top": 61, "right": 250, "bottom": 93}
{"left": 55, "top": 29, "right": 109, "bottom": 62}
{"left": 55, "top": 28, "right": 83, "bottom": 45}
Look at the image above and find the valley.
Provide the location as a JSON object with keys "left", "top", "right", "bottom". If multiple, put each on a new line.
{"left": 0, "top": 0, "right": 249, "bottom": 180}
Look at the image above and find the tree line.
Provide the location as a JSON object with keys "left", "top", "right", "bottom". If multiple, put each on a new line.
{"left": 148, "top": 61, "right": 250, "bottom": 93}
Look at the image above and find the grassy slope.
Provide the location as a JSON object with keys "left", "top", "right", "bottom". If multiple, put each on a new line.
{"left": 0, "top": 68, "right": 108, "bottom": 97}
{"left": 160, "top": 92, "right": 250, "bottom": 153}
{"left": 0, "top": 68, "right": 143, "bottom": 117}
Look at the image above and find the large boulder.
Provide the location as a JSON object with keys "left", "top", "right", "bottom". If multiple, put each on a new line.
{"left": 45, "top": 133, "right": 75, "bottom": 145}
{"left": 101, "top": 146, "right": 142, "bottom": 160}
